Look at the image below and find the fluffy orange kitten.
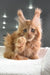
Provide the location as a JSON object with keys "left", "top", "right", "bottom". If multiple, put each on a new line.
{"left": 4, "top": 8, "right": 42, "bottom": 60}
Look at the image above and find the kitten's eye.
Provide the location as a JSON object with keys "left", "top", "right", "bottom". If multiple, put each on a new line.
{"left": 23, "top": 29, "right": 27, "bottom": 32}
{"left": 31, "top": 28, "right": 35, "bottom": 32}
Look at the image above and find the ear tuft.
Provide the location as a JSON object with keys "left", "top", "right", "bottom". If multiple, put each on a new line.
{"left": 17, "top": 9, "right": 23, "bottom": 17}
{"left": 35, "top": 8, "right": 42, "bottom": 17}
{"left": 17, "top": 9, "right": 26, "bottom": 24}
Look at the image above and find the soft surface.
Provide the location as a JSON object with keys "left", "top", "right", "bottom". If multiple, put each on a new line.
{"left": 41, "top": 47, "right": 50, "bottom": 75}
{"left": 0, "top": 46, "right": 47, "bottom": 75}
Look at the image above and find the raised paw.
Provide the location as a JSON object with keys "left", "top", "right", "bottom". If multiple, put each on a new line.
{"left": 15, "top": 37, "right": 26, "bottom": 53}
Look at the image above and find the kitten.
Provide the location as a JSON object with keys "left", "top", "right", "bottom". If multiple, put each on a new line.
{"left": 4, "top": 8, "right": 42, "bottom": 60}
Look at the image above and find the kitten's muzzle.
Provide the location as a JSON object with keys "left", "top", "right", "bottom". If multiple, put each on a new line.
{"left": 27, "top": 34, "right": 32, "bottom": 39}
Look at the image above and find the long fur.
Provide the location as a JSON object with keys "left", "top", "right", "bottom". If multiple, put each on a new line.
{"left": 4, "top": 8, "right": 42, "bottom": 60}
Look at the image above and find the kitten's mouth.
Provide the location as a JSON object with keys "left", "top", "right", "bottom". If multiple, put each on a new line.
{"left": 27, "top": 35, "right": 35, "bottom": 41}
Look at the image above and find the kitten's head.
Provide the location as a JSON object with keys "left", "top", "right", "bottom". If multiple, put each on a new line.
{"left": 17, "top": 8, "right": 42, "bottom": 41}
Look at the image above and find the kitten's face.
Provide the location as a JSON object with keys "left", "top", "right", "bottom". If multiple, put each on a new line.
{"left": 23, "top": 23, "right": 36, "bottom": 41}
{"left": 18, "top": 20, "right": 41, "bottom": 41}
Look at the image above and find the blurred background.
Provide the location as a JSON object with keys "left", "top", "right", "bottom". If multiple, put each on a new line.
{"left": 0, "top": 0, "right": 50, "bottom": 47}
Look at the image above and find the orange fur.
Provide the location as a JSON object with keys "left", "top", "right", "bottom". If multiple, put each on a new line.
{"left": 4, "top": 8, "right": 42, "bottom": 60}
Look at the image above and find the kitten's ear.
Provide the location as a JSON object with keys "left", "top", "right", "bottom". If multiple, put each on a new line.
{"left": 32, "top": 8, "right": 42, "bottom": 26}
{"left": 17, "top": 9, "right": 26, "bottom": 24}
{"left": 34, "top": 8, "right": 42, "bottom": 18}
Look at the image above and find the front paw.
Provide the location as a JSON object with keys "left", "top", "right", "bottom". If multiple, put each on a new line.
{"left": 15, "top": 37, "right": 26, "bottom": 53}
{"left": 31, "top": 54, "right": 39, "bottom": 59}
{"left": 13, "top": 53, "right": 28, "bottom": 60}
{"left": 4, "top": 51, "right": 14, "bottom": 59}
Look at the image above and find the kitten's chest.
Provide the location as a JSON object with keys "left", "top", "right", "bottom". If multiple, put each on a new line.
{"left": 26, "top": 41, "right": 33, "bottom": 49}
{"left": 23, "top": 41, "right": 34, "bottom": 57}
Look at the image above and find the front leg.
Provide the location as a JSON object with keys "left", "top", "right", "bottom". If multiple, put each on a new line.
{"left": 13, "top": 53, "right": 28, "bottom": 60}
{"left": 15, "top": 37, "right": 26, "bottom": 54}
{"left": 31, "top": 41, "right": 41, "bottom": 59}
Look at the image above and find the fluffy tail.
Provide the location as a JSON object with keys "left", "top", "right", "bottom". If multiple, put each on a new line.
{"left": 4, "top": 33, "right": 12, "bottom": 49}
{"left": 4, "top": 33, "right": 14, "bottom": 58}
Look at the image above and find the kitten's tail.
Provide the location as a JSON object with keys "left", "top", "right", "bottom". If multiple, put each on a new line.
{"left": 4, "top": 33, "right": 14, "bottom": 58}
{"left": 4, "top": 33, "right": 12, "bottom": 50}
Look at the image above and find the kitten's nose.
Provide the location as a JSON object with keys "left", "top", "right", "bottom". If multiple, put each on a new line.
{"left": 27, "top": 34, "right": 31, "bottom": 39}
{"left": 28, "top": 33, "right": 31, "bottom": 37}
{"left": 28, "top": 34, "right": 30, "bottom": 36}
